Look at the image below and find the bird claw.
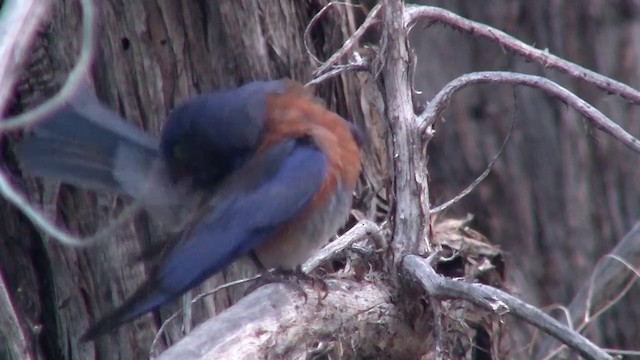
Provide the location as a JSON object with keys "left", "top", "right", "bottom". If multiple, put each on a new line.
{"left": 260, "top": 266, "right": 328, "bottom": 304}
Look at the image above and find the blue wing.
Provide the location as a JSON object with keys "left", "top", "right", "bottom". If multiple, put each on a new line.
{"left": 80, "top": 138, "right": 327, "bottom": 340}
{"left": 156, "top": 138, "right": 326, "bottom": 292}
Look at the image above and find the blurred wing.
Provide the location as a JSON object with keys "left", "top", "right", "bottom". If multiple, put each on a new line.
{"left": 80, "top": 139, "right": 327, "bottom": 340}
{"left": 15, "top": 92, "right": 160, "bottom": 196}
{"left": 158, "top": 138, "right": 327, "bottom": 293}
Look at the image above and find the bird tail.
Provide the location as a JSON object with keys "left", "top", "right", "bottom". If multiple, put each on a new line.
{"left": 80, "top": 281, "right": 173, "bottom": 342}
{"left": 15, "top": 93, "right": 160, "bottom": 197}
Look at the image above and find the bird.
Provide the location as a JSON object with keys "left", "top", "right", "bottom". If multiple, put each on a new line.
{"left": 15, "top": 79, "right": 363, "bottom": 341}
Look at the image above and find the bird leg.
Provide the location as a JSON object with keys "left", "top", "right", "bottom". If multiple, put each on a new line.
{"left": 247, "top": 251, "right": 328, "bottom": 303}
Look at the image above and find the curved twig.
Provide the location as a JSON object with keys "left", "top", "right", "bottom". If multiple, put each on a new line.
{"left": 403, "top": 254, "right": 612, "bottom": 360}
{"left": 0, "top": 0, "right": 124, "bottom": 248}
{"left": 418, "top": 71, "right": 640, "bottom": 154}
{"left": 0, "top": 0, "right": 53, "bottom": 117}
{"left": 311, "top": 4, "right": 382, "bottom": 77}
{"left": 404, "top": 5, "right": 640, "bottom": 104}
{"left": 0, "top": 0, "right": 97, "bottom": 130}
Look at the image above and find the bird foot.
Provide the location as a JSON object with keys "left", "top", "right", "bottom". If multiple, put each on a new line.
{"left": 262, "top": 266, "right": 328, "bottom": 304}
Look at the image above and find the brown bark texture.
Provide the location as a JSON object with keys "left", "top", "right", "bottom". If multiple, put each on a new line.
{"left": 0, "top": 0, "right": 639, "bottom": 359}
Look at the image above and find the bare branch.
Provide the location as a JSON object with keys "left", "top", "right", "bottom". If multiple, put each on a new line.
{"left": 382, "top": 0, "right": 431, "bottom": 255}
{"left": 306, "top": 59, "right": 368, "bottom": 87}
{"left": 402, "top": 255, "right": 612, "bottom": 360}
{"left": 150, "top": 274, "right": 264, "bottom": 358}
{"left": 0, "top": 177, "right": 142, "bottom": 247}
{"left": 0, "top": 0, "right": 53, "bottom": 116}
{"left": 0, "top": 0, "right": 133, "bottom": 248}
{"left": 302, "top": 219, "right": 384, "bottom": 273}
{"left": 536, "top": 222, "right": 640, "bottom": 358}
{"left": 155, "top": 281, "right": 426, "bottom": 359}
{"left": 0, "top": 0, "right": 97, "bottom": 130}
{"left": 304, "top": 1, "right": 365, "bottom": 65}
{"left": 404, "top": 5, "right": 640, "bottom": 104}
{"left": 152, "top": 220, "right": 385, "bottom": 357}
{"left": 418, "top": 71, "right": 640, "bottom": 154}
{"left": 311, "top": 4, "right": 381, "bottom": 78}
{"left": 0, "top": 270, "right": 34, "bottom": 360}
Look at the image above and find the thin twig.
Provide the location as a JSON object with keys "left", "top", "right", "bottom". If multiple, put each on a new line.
{"left": 418, "top": 71, "right": 640, "bottom": 154}
{"left": 304, "top": 1, "right": 364, "bottom": 65}
{"left": 536, "top": 222, "right": 640, "bottom": 358}
{"left": 404, "top": 5, "right": 640, "bottom": 104}
{"left": 311, "top": 4, "right": 382, "bottom": 77}
{"left": 431, "top": 93, "right": 516, "bottom": 214}
{"left": 0, "top": 0, "right": 97, "bottom": 130}
{"left": 543, "top": 254, "right": 640, "bottom": 359}
{"left": 302, "top": 219, "right": 383, "bottom": 273}
{"left": 585, "top": 254, "right": 640, "bottom": 323}
{"left": 0, "top": 0, "right": 128, "bottom": 247}
{"left": 306, "top": 60, "right": 368, "bottom": 87}
{"left": 0, "top": 176, "right": 142, "bottom": 247}
{"left": 403, "top": 255, "right": 612, "bottom": 360}
{"left": 0, "top": 0, "right": 53, "bottom": 116}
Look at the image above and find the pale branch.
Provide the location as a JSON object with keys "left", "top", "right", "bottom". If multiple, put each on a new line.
{"left": 382, "top": 0, "right": 431, "bottom": 256}
{"left": 0, "top": 0, "right": 53, "bottom": 117}
{"left": 0, "top": 0, "right": 117, "bottom": 248}
{"left": 0, "top": 270, "right": 33, "bottom": 360}
{"left": 404, "top": 5, "right": 640, "bottom": 104}
{"left": 309, "top": 4, "right": 381, "bottom": 77}
{"left": 402, "top": 255, "right": 612, "bottom": 360}
{"left": 418, "top": 71, "right": 640, "bottom": 154}
{"left": 536, "top": 222, "right": 640, "bottom": 359}
{"left": 0, "top": 0, "right": 97, "bottom": 130}
{"left": 302, "top": 219, "right": 384, "bottom": 273}
{"left": 150, "top": 274, "right": 265, "bottom": 358}
{"left": 306, "top": 59, "right": 368, "bottom": 87}
{"left": 155, "top": 281, "right": 426, "bottom": 360}
{"left": 0, "top": 177, "right": 143, "bottom": 247}
{"left": 303, "top": 1, "right": 364, "bottom": 65}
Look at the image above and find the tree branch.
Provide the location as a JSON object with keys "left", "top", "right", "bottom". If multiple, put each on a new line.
{"left": 0, "top": 0, "right": 53, "bottom": 117}
{"left": 302, "top": 219, "right": 384, "bottom": 273}
{"left": 536, "top": 222, "right": 640, "bottom": 358}
{"left": 382, "top": 0, "right": 431, "bottom": 257}
{"left": 309, "top": 4, "right": 382, "bottom": 78}
{"left": 404, "top": 5, "right": 640, "bottom": 104}
{"left": 0, "top": 0, "right": 97, "bottom": 130}
{"left": 0, "top": 269, "right": 34, "bottom": 360}
{"left": 402, "top": 255, "right": 612, "bottom": 360}
{"left": 155, "top": 281, "right": 426, "bottom": 359}
{"left": 418, "top": 71, "right": 640, "bottom": 154}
